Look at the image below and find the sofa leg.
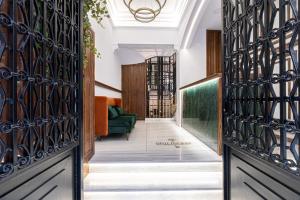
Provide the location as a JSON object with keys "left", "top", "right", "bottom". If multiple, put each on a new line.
{"left": 126, "top": 133, "right": 129, "bottom": 141}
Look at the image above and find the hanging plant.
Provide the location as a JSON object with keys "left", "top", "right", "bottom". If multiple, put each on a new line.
{"left": 83, "top": 0, "right": 109, "bottom": 62}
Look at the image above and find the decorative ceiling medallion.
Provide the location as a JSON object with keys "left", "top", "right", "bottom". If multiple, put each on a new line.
{"left": 123, "top": 0, "right": 167, "bottom": 23}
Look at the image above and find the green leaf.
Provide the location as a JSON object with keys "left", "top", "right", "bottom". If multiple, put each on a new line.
{"left": 83, "top": 0, "right": 108, "bottom": 64}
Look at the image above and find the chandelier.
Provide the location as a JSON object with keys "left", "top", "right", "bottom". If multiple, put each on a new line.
{"left": 123, "top": 0, "right": 167, "bottom": 23}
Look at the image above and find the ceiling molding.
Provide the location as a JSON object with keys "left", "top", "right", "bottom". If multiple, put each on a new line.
{"left": 117, "top": 44, "right": 175, "bottom": 59}
{"left": 107, "top": 0, "right": 189, "bottom": 28}
{"left": 181, "top": 0, "right": 210, "bottom": 49}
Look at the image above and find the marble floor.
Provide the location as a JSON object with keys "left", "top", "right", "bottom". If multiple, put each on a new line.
{"left": 85, "top": 120, "right": 223, "bottom": 200}
{"left": 90, "top": 120, "right": 222, "bottom": 163}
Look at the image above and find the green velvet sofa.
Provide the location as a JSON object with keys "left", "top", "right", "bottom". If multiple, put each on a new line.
{"left": 107, "top": 106, "right": 136, "bottom": 140}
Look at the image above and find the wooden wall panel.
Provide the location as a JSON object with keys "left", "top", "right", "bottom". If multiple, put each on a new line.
{"left": 83, "top": 29, "right": 95, "bottom": 163}
{"left": 206, "top": 30, "right": 221, "bottom": 77}
{"left": 122, "top": 63, "right": 146, "bottom": 120}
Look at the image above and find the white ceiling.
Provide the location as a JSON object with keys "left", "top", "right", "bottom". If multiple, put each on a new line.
{"left": 107, "top": 0, "right": 190, "bottom": 28}
{"left": 103, "top": 0, "right": 221, "bottom": 57}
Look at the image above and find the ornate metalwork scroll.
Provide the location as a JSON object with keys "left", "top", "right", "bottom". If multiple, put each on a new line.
{"left": 0, "top": 0, "right": 81, "bottom": 179}
{"left": 146, "top": 54, "right": 176, "bottom": 118}
{"left": 223, "top": 0, "right": 300, "bottom": 176}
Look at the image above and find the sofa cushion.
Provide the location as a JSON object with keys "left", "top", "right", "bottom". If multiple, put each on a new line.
{"left": 123, "top": 113, "right": 137, "bottom": 120}
{"left": 108, "top": 126, "right": 129, "bottom": 134}
{"left": 108, "top": 119, "right": 130, "bottom": 127}
{"left": 108, "top": 106, "right": 119, "bottom": 119}
{"left": 119, "top": 116, "right": 136, "bottom": 127}
{"left": 114, "top": 106, "right": 125, "bottom": 115}
{"left": 115, "top": 106, "right": 137, "bottom": 120}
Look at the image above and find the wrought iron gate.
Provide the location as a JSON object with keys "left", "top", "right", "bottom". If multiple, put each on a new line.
{"left": 0, "top": 0, "right": 82, "bottom": 199}
{"left": 223, "top": 0, "right": 300, "bottom": 199}
{"left": 146, "top": 54, "right": 176, "bottom": 118}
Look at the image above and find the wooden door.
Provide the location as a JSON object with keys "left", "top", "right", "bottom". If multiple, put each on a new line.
{"left": 206, "top": 30, "right": 221, "bottom": 76}
{"left": 83, "top": 29, "right": 95, "bottom": 164}
{"left": 122, "top": 63, "right": 146, "bottom": 120}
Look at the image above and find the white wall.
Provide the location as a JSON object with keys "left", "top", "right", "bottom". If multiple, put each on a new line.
{"left": 175, "top": 0, "right": 221, "bottom": 124}
{"left": 117, "top": 48, "right": 145, "bottom": 65}
{"left": 113, "top": 27, "right": 178, "bottom": 46}
{"left": 91, "top": 17, "right": 122, "bottom": 98}
{"left": 178, "top": 27, "right": 207, "bottom": 87}
{"left": 178, "top": 0, "right": 221, "bottom": 87}
{"left": 175, "top": 27, "right": 207, "bottom": 125}
{"left": 95, "top": 86, "right": 121, "bottom": 98}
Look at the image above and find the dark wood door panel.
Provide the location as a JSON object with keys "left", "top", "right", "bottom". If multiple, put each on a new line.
{"left": 122, "top": 63, "right": 146, "bottom": 120}
{"left": 206, "top": 30, "right": 221, "bottom": 77}
{"left": 0, "top": 151, "right": 74, "bottom": 200}
{"left": 231, "top": 153, "right": 300, "bottom": 200}
{"left": 83, "top": 29, "right": 95, "bottom": 163}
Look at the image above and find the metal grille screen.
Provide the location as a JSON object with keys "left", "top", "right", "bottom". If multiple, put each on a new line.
{"left": 146, "top": 54, "right": 176, "bottom": 118}
{"left": 0, "top": 0, "right": 81, "bottom": 179}
{"left": 223, "top": 0, "right": 300, "bottom": 175}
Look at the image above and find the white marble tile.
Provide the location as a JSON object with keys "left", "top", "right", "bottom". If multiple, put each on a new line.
{"left": 90, "top": 120, "right": 222, "bottom": 163}
{"left": 85, "top": 120, "right": 223, "bottom": 200}
{"left": 84, "top": 190, "right": 223, "bottom": 200}
{"left": 88, "top": 162, "right": 222, "bottom": 173}
{"left": 84, "top": 172, "right": 222, "bottom": 191}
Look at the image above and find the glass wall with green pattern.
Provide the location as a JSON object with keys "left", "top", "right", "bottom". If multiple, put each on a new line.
{"left": 181, "top": 78, "right": 219, "bottom": 152}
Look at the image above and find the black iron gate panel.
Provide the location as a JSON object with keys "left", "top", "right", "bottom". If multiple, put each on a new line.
{"left": 223, "top": 0, "right": 300, "bottom": 199}
{"left": 146, "top": 54, "right": 176, "bottom": 118}
{"left": 0, "top": 0, "right": 81, "bottom": 185}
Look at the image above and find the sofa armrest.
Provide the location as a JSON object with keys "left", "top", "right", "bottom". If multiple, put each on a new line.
{"left": 95, "top": 96, "right": 109, "bottom": 137}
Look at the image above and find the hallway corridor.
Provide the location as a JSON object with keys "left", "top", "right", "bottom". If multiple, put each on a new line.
{"left": 84, "top": 121, "right": 223, "bottom": 199}
{"left": 89, "top": 121, "right": 221, "bottom": 163}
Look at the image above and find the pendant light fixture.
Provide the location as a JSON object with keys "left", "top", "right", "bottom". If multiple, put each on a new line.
{"left": 123, "top": 0, "right": 167, "bottom": 23}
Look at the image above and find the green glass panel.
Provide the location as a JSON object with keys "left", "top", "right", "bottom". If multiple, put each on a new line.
{"left": 182, "top": 79, "right": 219, "bottom": 152}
